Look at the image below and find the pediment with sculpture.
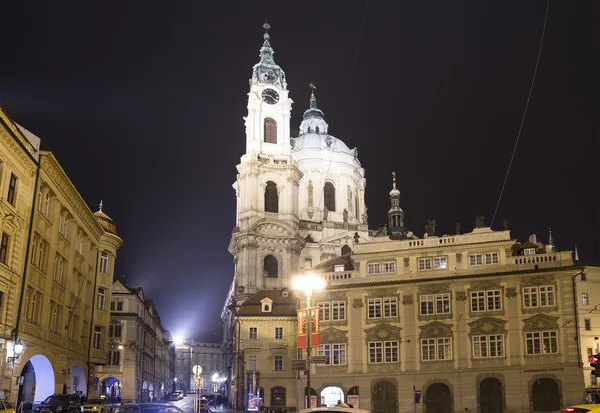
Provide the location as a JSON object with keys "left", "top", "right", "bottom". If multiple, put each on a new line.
{"left": 419, "top": 283, "right": 451, "bottom": 295}
{"left": 320, "top": 327, "right": 349, "bottom": 344}
{"left": 523, "top": 314, "right": 559, "bottom": 332}
{"left": 419, "top": 321, "right": 453, "bottom": 339}
{"left": 520, "top": 274, "right": 555, "bottom": 287}
{"left": 364, "top": 323, "right": 402, "bottom": 342}
{"left": 252, "top": 221, "right": 295, "bottom": 238}
{"left": 468, "top": 317, "right": 507, "bottom": 336}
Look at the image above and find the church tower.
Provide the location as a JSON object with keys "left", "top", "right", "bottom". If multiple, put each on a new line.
{"left": 229, "top": 24, "right": 305, "bottom": 304}
{"left": 387, "top": 172, "right": 408, "bottom": 239}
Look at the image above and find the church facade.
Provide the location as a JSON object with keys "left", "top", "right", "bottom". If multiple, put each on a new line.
{"left": 222, "top": 26, "right": 594, "bottom": 413}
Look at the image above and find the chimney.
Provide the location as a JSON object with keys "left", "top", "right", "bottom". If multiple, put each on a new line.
{"left": 529, "top": 234, "right": 537, "bottom": 244}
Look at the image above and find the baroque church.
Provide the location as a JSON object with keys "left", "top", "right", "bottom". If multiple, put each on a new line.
{"left": 226, "top": 24, "right": 371, "bottom": 306}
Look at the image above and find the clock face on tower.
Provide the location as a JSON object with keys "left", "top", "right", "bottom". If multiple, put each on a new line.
{"left": 261, "top": 88, "right": 280, "bottom": 105}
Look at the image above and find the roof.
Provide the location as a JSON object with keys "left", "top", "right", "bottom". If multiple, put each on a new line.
{"left": 236, "top": 289, "right": 298, "bottom": 317}
{"left": 314, "top": 254, "right": 355, "bottom": 272}
{"left": 94, "top": 210, "right": 118, "bottom": 234}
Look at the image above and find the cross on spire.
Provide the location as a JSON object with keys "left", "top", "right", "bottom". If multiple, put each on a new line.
{"left": 392, "top": 171, "right": 397, "bottom": 190}
{"left": 263, "top": 22, "right": 271, "bottom": 40}
{"left": 309, "top": 82, "right": 317, "bottom": 108}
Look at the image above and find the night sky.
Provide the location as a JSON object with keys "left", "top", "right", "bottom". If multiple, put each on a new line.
{"left": 1, "top": 1, "right": 598, "bottom": 341}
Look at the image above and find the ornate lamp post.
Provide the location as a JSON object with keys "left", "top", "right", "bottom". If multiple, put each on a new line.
{"left": 293, "top": 274, "right": 325, "bottom": 409}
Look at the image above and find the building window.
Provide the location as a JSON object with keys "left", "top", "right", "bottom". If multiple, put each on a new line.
{"left": 469, "top": 252, "right": 499, "bottom": 266}
{"left": 248, "top": 355, "right": 257, "bottom": 371}
{"left": 109, "top": 324, "right": 123, "bottom": 338}
{"left": 30, "top": 292, "right": 39, "bottom": 323}
{"left": 264, "top": 181, "right": 279, "bottom": 213}
{"left": 433, "top": 257, "right": 447, "bottom": 269}
{"left": 93, "top": 326, "right": 103, "bottom": 349}
{"left": 420, "top": 294, "right": 451, "bottom": 315}
{"left": 274, "top": 355, "right": 283, "bottom": 371}
{"left": 0, "top": 232, "right": 9, "bottom": 265}
{"left": 264, "top": 118, "right": 277, "bottom": 144}
{"left": 470, "top": 290, "right": 502, "bottom": 312}
{"left": 109, "top": 351, "right": 120, "bottom": 365}
{"left": 99, "top": 251, "right": 109, "bottom": 273}
{"left": 485, "top": 252, "right": 499, "bottom": 265}
{"left": 318, "top": 302, "right": 331, "bottom": 321}
{"left": 418, "top": 257, "right": 447, "bottom": 271}
{"left": 62, "top": 217, "right": 68, "bottom": 238}
{"left": 7, "top": 173, "right": 17, "bottom": 205}
{"left": 97, "top": 287, "right": 106, "bottom": 310}
{"left": 524, "top": 248, "right": 536, "bottom": 256}
{"left": 526, "top": 331, "right": 558, "bottom": 355}
{"left": 472, "top": 335, "right": 504, "bottom": 358}
{"left": 523, "top": 285, "right": 555, "bottom": 308}
{"left": 111, "top": 301, "right": 124, "bottom": 311}
{"left": 368, "top": 261, "right": 396, "bottom": 275}
{"left": 332, "top": 301, "right": 346, "bottom": 320}
{"left": 334, "top": 265, "right": 345, "bottom": 272}
{"left": 53, "top": 255, "right": 66, "bottom": 285}
{"left": 263, "top": 255, "right": 278, "bottom": 278}
{"left": 585, "top": 319, "right": 592, "bottom": 331}
{"left": 583, "top": 293, "right": 589, "bottom": 305}
{"left": 368, "top": 298, "right": 382, "bottom": 319}
{"left": 274, "top": 327, "right": 283, "bottom": 340}
{"left": 324, "top": 182, "right": 336, "bottom": 212}
{"left": 421, "top": 338, "right": 452, "bottom": 361}
{"left": 249, "top": 327, "right": 258, "bottom": 339}
{"left": 368, "top": 341, "right": 399, "bottom": 363}
{"left": 317, "top": 343, "right": 347, "bottom": 365}
{"left": 418, "top": 258, "right": 432, "bottom": 271}
{"left": 44, "top": 192, "right": 51, "bottom": 217}
{"left": 49, "top": 301, "right": 58, "bottom": 332}
{"left": 37, "top": 184, "right": 43, "bottom": 211}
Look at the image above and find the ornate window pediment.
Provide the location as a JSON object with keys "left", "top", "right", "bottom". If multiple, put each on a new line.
{"left": 366, "top": 288, "right": 399, "bottom": 298}
{"left": 523, "top": 313, "right": 559, "bottom": 332}
{"left": 521, "top": 274, "right": 555, "bottom": 287}
{"left": 365, "top": 323, "right": 401, "bottom": 342}
{"left": 419, "top": 321, "right": 453, "bottom": 339}
{"left": 261, "top": 298, "right": 273, "bottom": 313}
{"left": 468, "top": 317, "right": 507, "bottom": 336}
{"left": 470, "top": 280, "right": 502, "bottom": 291}
{"left": 419, "top": 283, "right": 451, "bottom": 295}
{"left": 320, "top": 327, "right": 348, "bottom": 344}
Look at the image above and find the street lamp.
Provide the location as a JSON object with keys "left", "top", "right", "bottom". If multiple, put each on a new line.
{"left": 293, "top": 274, "right": 325, "bottom": 409}
{"left": 7, "top": 339, "right": 24, "bottom": 365}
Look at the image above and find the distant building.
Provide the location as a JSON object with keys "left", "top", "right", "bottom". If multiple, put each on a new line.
{"left": 101, "top": 279, "right": 175, "bottom": 403}
{"left": 174, "top": 341, "right": 224, "bottom": 396}
{"left": 0, "top": 108, "right": 123, "bottom": 404}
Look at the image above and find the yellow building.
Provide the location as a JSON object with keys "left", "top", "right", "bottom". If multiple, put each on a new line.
{"left": 231, "top": 290, "right": 298, "bottom": 412}
{"left": 0, "top": 108, "right": 123, "bottom": 405}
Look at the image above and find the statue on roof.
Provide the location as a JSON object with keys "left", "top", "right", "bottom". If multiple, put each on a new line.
{"left": 475, "top": 215, "right": 485, "bottom": 228}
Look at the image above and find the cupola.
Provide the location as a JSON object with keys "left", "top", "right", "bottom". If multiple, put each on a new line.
{"left": 94, "top": 200, "right": 118, "bottom": 235}
{"left": 251, "top": 23, "right": 287, "bottom": 89}
{"left": 387, "top": 172, "right": 408, "bottom": 239}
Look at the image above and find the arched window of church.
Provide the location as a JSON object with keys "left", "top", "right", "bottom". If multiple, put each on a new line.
{"left": 324, "top": 182, "right": 336, "bottom": 212}
{"left": 341, "top": 245, "right": 351, "bottom": 255}
{"left": 265, "top": 181, "right": 279, "bottom": 213}
{"left": 315, "top": 126, "right": 320, "bottom": 134}
{"left": 264, "top": 255, "right": 278, "bottom": 278}
{"left": 264, "top": 118, "right": 277, "bottom": 144}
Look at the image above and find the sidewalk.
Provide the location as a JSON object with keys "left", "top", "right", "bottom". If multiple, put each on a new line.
{"left": 209, "top": 406, "right": 237, "bottom": 413}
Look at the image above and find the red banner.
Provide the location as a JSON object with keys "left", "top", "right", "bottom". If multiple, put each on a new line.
{"left": 297, "top": 307, "right": 320, "bottom": 348}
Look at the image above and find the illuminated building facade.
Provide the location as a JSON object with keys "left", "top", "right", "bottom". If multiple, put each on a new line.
{"left": 174, "top": 341, "right": 224, "bottom": 395}
{"left": 0, "top": 108, "right": 123, "bottom": 404}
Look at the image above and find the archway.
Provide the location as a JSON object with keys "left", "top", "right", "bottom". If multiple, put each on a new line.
{"left": 480, "top": 378, "right": 503, "bottom": 413}
{"left": 425, "top": 383, "right": 452, "bottom": 413}
{"left": 532, "top": 378, "right": 560, "bottom": 412}
{"left": 321, "top": 386, "right": 344, "bottom": 407}
{"left": 149, "top": 383, "right": 154, "bottom": 402}
{"left": 101, "top": 377, "right": 122, "bottom": 403}
{"left": 70, "top": 365, "right": 86, "bottom": 397}
{"left": 142, "top": 381, "right": 149, "bottom": 402}
{"left": 17, "top": 354, "right": 55, "bottom": 405}
{"left": 270, "top": 387, "right": 285, "bottom": 407}
{"left": 371, "top": 381, "right": 396, "bottom": 413}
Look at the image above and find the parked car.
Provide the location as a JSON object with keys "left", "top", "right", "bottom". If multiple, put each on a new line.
{"left": 167, "top": 393, "right": 183, "bottom": 402}
{"left": 34, "top": 394, "right": 81, "bottom": 413}
{"left": 82, "top": 398, "right": 111, "bottom": 413}
{"left": 563, "top": 406, "right": 600, "bottom": 413}
{"left": 199, "top": 399, "right": 208, "bottom": 413}
{"left": 0, "top": 400, "right": 15, "bottom": 413}
{"left": 114, "top": 404, "right": 185, "bottom": 413}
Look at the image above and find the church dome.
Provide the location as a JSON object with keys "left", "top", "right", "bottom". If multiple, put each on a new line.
{"left": 94, "top": 201, "right": 118, "bottom": 235}
{"left": 292, "top": 133, "right": 356, "bottom": 157}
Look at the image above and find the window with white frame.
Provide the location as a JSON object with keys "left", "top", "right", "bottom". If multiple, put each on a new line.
{"left": 319, "top": 301, "right": 346, "bottom": 321}
{"left": 525, "top": 331, "right": 558, "bottom": 355}
{"left": 368, "top": 341, "right": 399, "bottom": 363}
{"left": 99, "top": 251, "right": 109, "bottom": 273}
{"left": 418, "top": 258, "right": 432, "bottom": 271}
{"left": 0, "top": 232, "right": 9, "bottom": 265}
{"left": 433, "top": 257, "right": 447, "bottom": 270}
{"left": 420, "top": 294, "right": 451, "bottom": 315}
{"left": 44, "top": 192, "right": 50, "bottom": 217}
{"left": 485, "top": 252, "right": 499, "bottom": 265}
{"left": 368, "top": 261, "right": 396, "bottom": 275}
{"left": 248, "top": 355, "right": 257, "bottom": 371}
{"left": 585, "top": 319, "right": 591, "bottom": 331}
{"left": 421, "top": 338, "right": 452, "bottom": 361}
{"left": 109, "top": 324, "right": 123, "bottom": 338}
{"left": 523, "top": 285, "right": 555, "bottom": 308}
{"left": 470, "top": 290, "right": 502, "bottom": 312}
{"left": 49, "top": 301, "right": 58, "bottom": 332}
{"left": 472, "top": 334, "right": 504, "bottom": 358}
{"left": 334, "top": 265, "right": 345, "bottom": 272}
{"left": 368, "top": 298, "right": 382, "bottom": 318}
{"left": 274, "top": 327, "right": 283, "bottom": 339}
{"left": 109, "top": 350, "right": 120, "bottom": 365}
{"left": 274, "top": 355, "right": 283, "bottom": 371}
{"left": 583, "top": 293, "right": 589, "bottom": 305}
{"left": 97, "top": 287, "right": 106, "bottom": 310}
{"left": 37, "top": 184, "right": 43, "bottom": 211}
{"left": 383, "top": 297, "right": 398, "bottom": 317}
{"left": 317, "top": 343, "right": 347, "bottom": 365}
{"left": 524, "top": 248, "right": 536, "bottom": 256}
{"left": 249, "top": 327, "right": 258, "bottom": 339}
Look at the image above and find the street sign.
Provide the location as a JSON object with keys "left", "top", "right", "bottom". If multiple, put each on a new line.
{"left": 291, "top": 359, "right": 307, "bottom": 371}
{"left": 311, "top": 355, "right": 327, "bottom": 364}
{"left": 193, "top": 364, "right": 203, "bottom": 375}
